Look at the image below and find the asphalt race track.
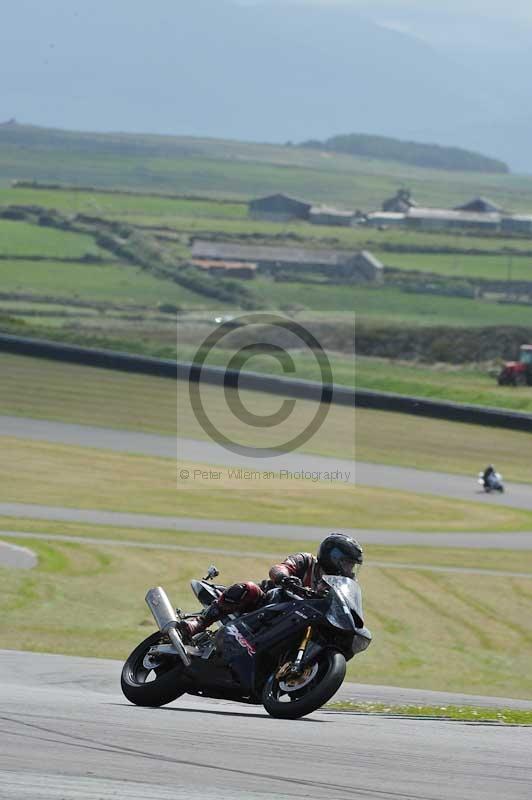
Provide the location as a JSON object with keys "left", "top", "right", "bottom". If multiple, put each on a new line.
{"left": 4, "top": 505, "right": 532, "bottom": 550}
{"left": 0, "top": 540, "right": 36, "bottom": 569}
{"left": 2, "top": 414, "right": 532, "bottom": 510}
{"left": 1, "top": 650, "right": 532, "bottom": 800}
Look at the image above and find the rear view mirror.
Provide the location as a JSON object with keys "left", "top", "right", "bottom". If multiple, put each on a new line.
{"left": 204, "top": 564, "right": 219, "bottom": 581}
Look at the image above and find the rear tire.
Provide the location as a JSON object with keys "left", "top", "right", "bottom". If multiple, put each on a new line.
{"left": 262, "top": 649, "right": 346, "bottom": 719}
{"left": 121, "top": 631, "right": 187, "bottom": 707}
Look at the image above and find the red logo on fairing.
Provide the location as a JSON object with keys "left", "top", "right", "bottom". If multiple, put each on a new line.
{"left": 226, "top": 624, "right": 256, "bottom": 656}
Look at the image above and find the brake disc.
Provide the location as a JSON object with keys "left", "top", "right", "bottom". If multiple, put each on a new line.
{"left": 279, "top": 662, "right": 319, "bottom": 692}
{"left": 143, "top": 648, "right": 164, "bottom": 670}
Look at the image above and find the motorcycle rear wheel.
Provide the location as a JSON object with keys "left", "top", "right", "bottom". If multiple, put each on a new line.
{"left": 262, "top": 649, "right": 346, "bottom": 719}
{"left": 121, "top": 631, "right": 187, "bottom": 707}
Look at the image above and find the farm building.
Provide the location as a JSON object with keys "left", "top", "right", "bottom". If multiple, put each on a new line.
{"left": 309, "top": 206, "right": 354, "bottom": 226}
{"left": 191, "top": 259, "right": 257, "bottom": 279}
{"left": 501, "top": 215, "right": 532, "bottom": 235}
{"left": 382, "top": 189, "right": 417, "bottom": 213}
{"left": 248, "top": 193, "right": 312, "bottom": 221}
{"left": 366, "top": 211, "right": 406, "bottom": 227}
{"left": 454, "top": 196, "right": 503, "bottom": 214}
{"left": 190, "top": 240, "right": 383, "bottom": 283}
{"left": 405, "top": 207, "right": 501, "bottom": 232}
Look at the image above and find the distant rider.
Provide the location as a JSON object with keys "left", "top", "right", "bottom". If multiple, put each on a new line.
{"left": 482, "top": 464, "right": 496, "bottom": 489}
{"left": 179, "top": 533, "right": 364, "bottom": 640}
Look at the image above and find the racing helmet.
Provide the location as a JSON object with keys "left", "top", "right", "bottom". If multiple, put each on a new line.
{"left": 317, "top": 533, "right": 363, "bottom": 578}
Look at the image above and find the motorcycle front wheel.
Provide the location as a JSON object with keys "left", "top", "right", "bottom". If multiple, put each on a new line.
{"left": 262, "top": 649, "right": 346, "bottom": 719}
{"left": 121, "top": 631, "right": 187, "bottom": 707}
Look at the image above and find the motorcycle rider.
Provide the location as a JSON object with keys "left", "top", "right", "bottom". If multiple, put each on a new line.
{"left": 482, "top": 464, "right": 496, "bottom": 489}
{"left": 179, "top": 533, "right": 363, "bottom": 640}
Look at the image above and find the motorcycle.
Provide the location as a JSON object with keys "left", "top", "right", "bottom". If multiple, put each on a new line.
{"left": 478, "top": 471, "right": 504, "bottom": 493}
{"left": 121, "top": 564, "right": 372, "bottom": 719}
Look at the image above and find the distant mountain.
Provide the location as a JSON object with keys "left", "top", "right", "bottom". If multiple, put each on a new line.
{"left": 1, "top": 0, "right": 529, "bottom": 170}
{"left": 298, "top": 133, "right": 509, "bottom": 174}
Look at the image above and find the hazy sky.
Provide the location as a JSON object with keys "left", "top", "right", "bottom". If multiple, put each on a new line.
{"left": 248, "top": 0, "right": 532, "bottom": 19}
{"left": 3, "top": 0, "right": 531, "bottom": 169}
{"left": 244, "top": 0, "right": 532, "bottom": 44}
{"left": 365, "top": 3, "right": 532, "bottom": 48}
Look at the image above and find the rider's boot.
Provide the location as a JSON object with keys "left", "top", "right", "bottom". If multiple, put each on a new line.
{"left": 177, "top": 602, "right": 222, "bottom": 642}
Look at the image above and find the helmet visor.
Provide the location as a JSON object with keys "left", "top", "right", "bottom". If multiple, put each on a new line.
{"left": 328, "top": 546, "right": 362, "bottom": 578}
{"left": 337, "top": 558, "right": 362, "bottom": 579}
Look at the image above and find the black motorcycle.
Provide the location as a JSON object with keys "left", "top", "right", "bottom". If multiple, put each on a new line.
{"left": 121, "top": 565, "right": 372, "bottom": 719}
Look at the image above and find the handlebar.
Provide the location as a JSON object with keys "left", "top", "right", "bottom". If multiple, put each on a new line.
{"left": 282, "top": 585, "right": 321, "bottom": 601}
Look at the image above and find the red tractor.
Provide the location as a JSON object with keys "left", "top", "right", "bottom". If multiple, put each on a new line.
{"left": 498, "top": 344, "right": 532, "bottom": 386}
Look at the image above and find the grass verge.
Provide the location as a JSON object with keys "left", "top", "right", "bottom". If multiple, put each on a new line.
{"left": 1, "top": 529, "right": 532, "bottom": 698}
{"left": 3, "top": 436, "right": 532, "bottom": 531}
{"left": 326, "top": 702, "right": 532, "bottom": 724}
{"left": 2, "top": 517, "right": 532, "bottom": 572}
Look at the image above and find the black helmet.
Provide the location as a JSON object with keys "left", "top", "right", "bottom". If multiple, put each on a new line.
{"left": 317, "top": 533, "right": 363, "bottom": 578}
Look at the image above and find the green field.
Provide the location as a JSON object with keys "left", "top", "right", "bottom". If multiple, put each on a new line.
{"left": 385, "top": 251, "right": 532, "bottom": 281}
{"left": 0, "top": 258, "right": 211, "bottom": 306}
{"left": 2, "top": 191, "right": 532, "bottom": 336}
{"left": 354, "top": 357, "right": 532, "bottom": 411}
{"left": 0, "top": 186, "right": 247, "bottom": 221}
{"left": 5, "top": 125, "right": 532, "bottom": 213}
{"left": 252, "top": 280, "right": 532, "bottom": 327}
{"left": 3, "top": 157, "right": 532, "bottom": 413}
{"left": 0, "top": 219, "right": 103, "bottom": 259}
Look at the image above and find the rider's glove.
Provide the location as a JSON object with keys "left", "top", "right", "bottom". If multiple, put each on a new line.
{"left": 281, "top": 575, "right": 303, "bottom": 590}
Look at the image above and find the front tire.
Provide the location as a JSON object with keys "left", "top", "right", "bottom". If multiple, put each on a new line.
{"left": 121, "top": 631, "right": 187, "bottom": 707}
{"left": 262, "top": 649, "right": 346, "bottom": 719}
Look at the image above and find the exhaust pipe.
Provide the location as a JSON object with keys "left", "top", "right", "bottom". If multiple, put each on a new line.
{"left": 145, "top": 587, "right": 191, "bottom": 667}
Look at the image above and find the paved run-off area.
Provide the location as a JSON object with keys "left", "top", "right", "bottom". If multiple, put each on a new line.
{"left": 1, "top": 650, "right": 532, "bottom": 800}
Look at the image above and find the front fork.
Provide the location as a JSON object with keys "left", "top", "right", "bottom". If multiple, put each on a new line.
{"left": 276, "top": 625, "right": 312, "bottom": 679}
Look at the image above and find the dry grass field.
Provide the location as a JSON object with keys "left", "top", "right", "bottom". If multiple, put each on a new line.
{"left": 4, "top": 436, "right": 532, "bottom": 531}
{"left": 1, "top": 353, "right": 531, "bottom": 480}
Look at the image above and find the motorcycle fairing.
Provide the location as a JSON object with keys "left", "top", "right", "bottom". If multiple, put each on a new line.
{"left": 190, "top": 579, "right": 224, "bottom": 608}
{"left": 321, "top": 575, "right": 365, "bottom": 629}
{"left": 219, "top": 601, "right": 322, "bottom": 693}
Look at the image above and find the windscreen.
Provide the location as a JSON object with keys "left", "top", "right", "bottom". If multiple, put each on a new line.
{"left": 322, "top": 574, "right": 364, "bottom": 630}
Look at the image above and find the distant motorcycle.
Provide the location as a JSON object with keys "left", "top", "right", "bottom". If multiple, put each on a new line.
{"left": 478, "top": 471, "right": 504, "bottom": 493}
{"left": 121, "top": 564, "right": 371, "bottom": 719}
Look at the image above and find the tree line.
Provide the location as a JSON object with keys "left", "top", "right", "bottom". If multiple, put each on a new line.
{"left": 298, "top": 133, "right": 509, "bottom": 174}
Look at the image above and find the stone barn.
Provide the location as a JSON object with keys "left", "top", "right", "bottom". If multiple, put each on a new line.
{"left": 191, "top": 240, "right": 383, "bottom": 283}
{"left": 309, "top": 206, "right": 354, "bottom": 227}
{"left": 501, "top": 215, "right": 532, "bottom": 235}
{"left": 248, "top": 193, "right": 312, "bottom": 222}
{"left": 406, "top": 207, "right": 501, "bottom": 232}
{"left": 454, "top": 197, "right": 503, "bottom": 214}
{"left": 191, "top": 259, "right": 257, "bottom": 279}
{"left": 382, "top": 188, "right": 417, "bottom": 213}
